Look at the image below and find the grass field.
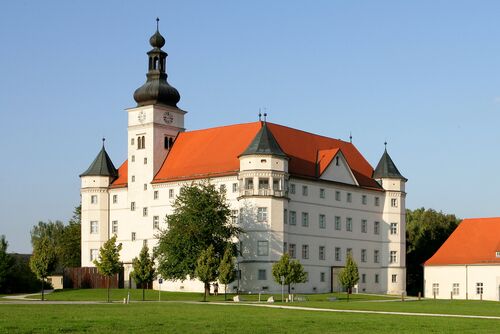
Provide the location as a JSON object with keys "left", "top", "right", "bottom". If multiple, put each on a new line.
{"left": 1, "top": 302, "right": 499, "bottom": 333}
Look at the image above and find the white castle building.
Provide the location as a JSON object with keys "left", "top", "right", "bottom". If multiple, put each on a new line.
{"left": 80, "top": 26, "right": 407, "bottom": 294}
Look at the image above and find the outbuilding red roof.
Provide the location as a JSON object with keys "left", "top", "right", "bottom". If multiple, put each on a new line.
{"left": 424, "top": 217, "right": 500, "bottom": 266}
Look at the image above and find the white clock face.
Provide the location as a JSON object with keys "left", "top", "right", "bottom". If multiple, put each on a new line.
{"left": 163, "top": 112, "right": 174, "bottom": 124}
{"left": 138, "top": 111, "right": 146, "bottom": 123}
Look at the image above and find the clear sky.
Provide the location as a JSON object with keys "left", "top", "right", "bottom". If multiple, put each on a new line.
{"left": 2, "top": 1, "right": 500, "bottom": 253}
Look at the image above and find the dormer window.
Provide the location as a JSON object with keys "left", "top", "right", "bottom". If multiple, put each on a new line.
{"left": 496, "top": 251, "right": 500, "bottom": 258}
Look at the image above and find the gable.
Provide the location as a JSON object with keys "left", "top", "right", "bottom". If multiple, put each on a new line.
{"left": 318, "top": 149, "right": 358, "bottom": 185}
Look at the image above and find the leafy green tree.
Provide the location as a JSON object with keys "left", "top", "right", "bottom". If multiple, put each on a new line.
{"left": 0, "top": 235, "right": 14, "bottom": 291}
{"left": 29, "top": 237, "right": 57, "bottom": 301}
{"left": 218, "top": 246, "right": 236, "bottom": 300}
{"left": 195, "top": 245, "right": 219, "bottom": 301}
{"left": 272, "top": 253, "right": 307, "bottom": 294}
{"left": 131, "top": 245, "right": 156, "bottom": 301}
{"left": 156, "top": 183, "right": 240, "bottom": 283}
{"left": 406, "top": 208, "right": 460, "bottom": 295}
{"left": 338, "top": 253, "right": 359, "bottom": 301}
{"left": 93, "top": 235, "right": 122, "bottom": 303}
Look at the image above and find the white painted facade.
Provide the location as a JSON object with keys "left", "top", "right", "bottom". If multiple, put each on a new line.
{"left": 424, "top": 265, "right": 500, "bottom": 301}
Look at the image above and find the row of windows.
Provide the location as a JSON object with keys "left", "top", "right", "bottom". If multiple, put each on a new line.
{"left": 91, "top": 217, "right": 162, "bottom": 236}
{"left": 289, "top": 184, "right": 387, "bottom": 206}
{"left": 432, "top": 282, "right": 484, "bottom": 296}
{"left": 256, "top": 269, "right": 395, "bottom": 285}
{"left": 131, "top": 136, "right": 174, "bottom": 150}
{"left": 90, "top": 239, "right": 149, "bottom": 261}
{"left": 94, "top": 188, "right": 172, "bottom": 207}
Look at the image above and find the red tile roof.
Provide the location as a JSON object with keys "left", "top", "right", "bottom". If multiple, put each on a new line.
{"left": 424, "top": 217, "right": 500, "bottom": 266}
{"left": 109, "top": 161, "right": 128, "bottom": 188}
{"left": 151, "top": 121, "right": 380, "bottom": 189}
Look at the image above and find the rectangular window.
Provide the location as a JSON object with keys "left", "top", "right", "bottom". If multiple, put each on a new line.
{"left": 361, "top": 219, "right": 367, "bottom": 233}
{"left": 390, "top": 251, "right": 397, "bottom": 264}
{"left": 319, "top": 214, "right": 326, "bottom": 229}
{"left": 131, "top": 175, "right": 135, "bottom": 182}
{"left": 301, "top": 212, "right": 309, "bottom": 227}
{"left": 153, "top": 216, "right": 159, "bottom": 229}
{"left": 391, "top": 198, "right": 398, "bottom": 207}
{"left": 346, "top": 217, "right": 352, "bottom": 232}
{"left": 231, "top": 210, "right": 239, "bottom": 225}
{"left": 90, "top": 249, "right": 99, "bottom": 262}
{"left": 258, "top": 269, "right": 267, "bottom": 280}
{"left": 289, "top": 211, "right": 297, "bottom": 225}
{"left": 361, "top": 249, "right": 367, "bottom": 262}
{"left": 273, "top": 179, "right": 280, "bottom": 190}
{"left": 319, "top": 188, "right": 325, "bottom": 199}
{"left": 302, "top": 185, "right": 308, "bottom": 196}
{"left": 390, "top": 223, "right": 398, "bottom": 235}
{"left": 283, "top": 242, "right": 288, "bottom": 254}
{"left": 302, "top": 244, "right": 309, "bottom": 259}
{"left": 453, "top": 283, "right": 459, "bottom": 295}
{"left": 131, "top": 138, "right": 134, "bottom": 146}
{"left": 144, "top": 157, "right": 147, "bottom": 165}
{"left": 257, "top": 207, "right": 268, "bottom": 222}
{"left": 131, "top": 155, "right": 135, "bottom": 162}
{"left": 232, "top": 183, "right": 238, "bottom": 193}
{"left": 335, "top": 247, "right": 341, "bottom": 261}
{"left": 392, "top": 274, "right": 397, "bottom": 283}
{"left": 496, "top": 251, "right": 500, "bottom": 258}
{"left": 374, "top": 250, "right": 380, "bottom": 263}
{"left": 143, "top": 207, "right": 148, "bottom": 217}
{"left": 347, "top": 192, "right": 352, "bottom": 203}
{"left": 143, "top": 239, "right": 148, "bottom": 247}
{"left": 91, "top": 195, "right": 97, "bottom": 204}
{"left": 346, "top": 248, "right": 352, "bottom": 256}
{"left": 304, "top": 272, "right": 309, "bottom": 282}
{"left": 219, "top": 184, "right": 226, "bottom": 193}
{"left": 335, "top": 216, "right": 341, "bottom": 230}
{"left": 245, "top": 178, "right": 254, "bottom": 190}
{"left": 112, "top": 194, "right": 118, "bottom": 203}
{"left": 144, "top": 184, "right": 147, "bottom": 191}
{"left": 283, "top": 209, "right": 288, "bottom": 225}
{"left": 375, "top": 274, "right": 379, "bottom": 284}
{"left": 320, "top": 272, "right": 326, "bottom": 282}
{"left": 319, "top": 246, "right": 325, "bottom": 260}
{"left": 362, "top": 195, "right": 367, "bottom": 205}
{"left": 361, "top": 273, "right": 366, "bottom": 284}
{"left": 131, "top": 232, "right": 136, "bottom": 241}
{"left": 290, "top": 183, "right": 296, "bottom": 194}
{"left": 289, "top": 244, "right": 296, "bottom": 258}
{"left": 131, "top": 202, "right": 135, "bottom": 211}
{"left": 154, "top": 191, "right": 159, "bottom": 200}
{"left": 257, "top": 241, "right": 269, "bottom": 256}
{"left": 476, "top": 282, "right": 484, "bottom": 294}
{"left": 374, "top": 221, "right": 380, "bottom": 235}
{"left": 258, "top": 178, "right": 269, "bottom": 190}
{"left": 169, "top": 189, "right": 174, "bottom": 198}
{"left": 90, "top": 221, "right": 98, "bottom": 234}
{"left": 335, "top": 191, "right": 341, "bottom": 201}
{"left": 374, "top": 197, "right": 380, "bottom": 206}
{"left": 111, "top": 220, "right": 118, "bottom": 234}
{"left": 432, "top": 283, "right": 439, "bottom": 295}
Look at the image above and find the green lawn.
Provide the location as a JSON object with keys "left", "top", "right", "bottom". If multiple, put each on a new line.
{"left": 0, "top": 302, "right": 499, "bottom": 333}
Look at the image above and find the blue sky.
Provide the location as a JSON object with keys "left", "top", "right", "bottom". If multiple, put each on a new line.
{"left": 2, "top": 1, "right": 500, "bottom": 253}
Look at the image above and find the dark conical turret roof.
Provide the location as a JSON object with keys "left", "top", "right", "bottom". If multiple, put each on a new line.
{"left": 373, "top": 148, "right": 406, "bottom": 181}
{"left": 80, "top": 145, "right": 118, "bottom": 178}
{"left": 240, "top": 122, "right": 287, "bottom": 158}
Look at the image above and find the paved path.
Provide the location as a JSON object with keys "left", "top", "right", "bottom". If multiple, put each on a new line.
{"left": 2, "top": 290, "right": 53, "bottom": 301}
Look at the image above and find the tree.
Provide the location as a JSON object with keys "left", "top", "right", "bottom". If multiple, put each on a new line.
{"left": 195, "top": 245, "right": 219, "bottom": 301}
{"left": 29, "top": 236, "right": 57, "bottom": 301}
{"left": 218, "top": 246, "right": 236, "bottom": 300}
{"left": 156, "top": 183, "right": 240, "bottom": 283}
{"left": 406, "top": 208, "right": 460, "bottom": 295}
{"left": 338, "top": 253, "right": 359, "bottom": 301}
{"left": 272, "top": 253, "right": 307, "bottom": 295}
{"left": 131, "top": 245, "right": 156, "bottom": 301}
{"left": 0, "top": 235, "right": 13, "bottom": 291}
{"left": 93, "top": 235, "right": 122, "bottom": 303}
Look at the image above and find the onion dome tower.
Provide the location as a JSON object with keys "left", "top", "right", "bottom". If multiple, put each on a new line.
{"left": 133, "top": 18, "right": 181, "bottom": 107}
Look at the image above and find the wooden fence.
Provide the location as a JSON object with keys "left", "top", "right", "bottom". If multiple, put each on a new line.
{"left": 63, "top": 267, "right": 124, "bottom": 289}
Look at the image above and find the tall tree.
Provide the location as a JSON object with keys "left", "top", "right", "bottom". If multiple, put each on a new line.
{"left": 195, "top": 245, "right": 219, "bottom": 301}
{"left": 406, "top": 207, "right": 460, "bottom": 295}
{"left": 0, "top": 235, "right": 13, "bottom": 291}
{"left": 93, "top": 235, "right": 122, "bottom": 303}
{"left": 338, "top": 253, "right": 359, "bottom": 301}
{"left": 272, "top": 253, "right": 307, "bottom": 294}
{"left": 156, "top": 183, "right": 240, "bottom": 283}
{"left": 131, "top": 245, "right": 156, "bottom": 301}
{"left": 29, "top": 237, "right": 57, "bottom": 301}
{"left": 218, "top": 246, "right": 236, "bottom": 300}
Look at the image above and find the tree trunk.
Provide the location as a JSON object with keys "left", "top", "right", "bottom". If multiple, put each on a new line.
{"left": 107, "top": 276, "right": 110, "bottom": 303}
{"left": 41, "top": 279, "right": 45, "bottom": 301}
{"left": 203, "top": 282, "right": 209, "bottom": 302}
{"left": 142, "top": 287, "right": 145, "bottom": 301}
{"left": 224, "top": 284, "right": 227, "bottom": 301}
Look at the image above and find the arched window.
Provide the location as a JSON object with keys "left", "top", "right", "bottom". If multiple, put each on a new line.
{"left": 141, "top": 136, "right": 145, "bottom": 149}
{"left": 169, "top": 137, "right": 173, "bottom": 148}
{"left": 149, "top": 57, "right": 153, "bottom": 70}
{"left": 137, "top": 136, "right": 142, "bottom": 149}
{"left": 153, "top": 57, "right": 159, "bottom": 70}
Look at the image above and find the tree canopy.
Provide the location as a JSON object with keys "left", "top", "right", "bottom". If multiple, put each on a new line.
{"left": 29, "top": 236, "right": 57, "bottom": 301}
{"left": 218, "top": 246, "right": 236, "bottom": 300}
{"left": 0, "top": 235, "right": 13, "bottom": 290}
{"left": 131, "top": 245, "right": 156, "bottom": 301}
{"left": 406, "top": 207, "right": 460, "bottom": 295}
{"left": 338, "top": 252, "right": 359, "bottom": 300}
{"left": 272, "top": 253, "right": 307, "bottom": 294}
{"left": 94, "top": 235, "right": 122, "bottom": 302}
{"left": 156, "top": 183, "right": 240, "bottom": 282}
{"left": 195, "top": 245, "right": 219, "bottom": 301}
